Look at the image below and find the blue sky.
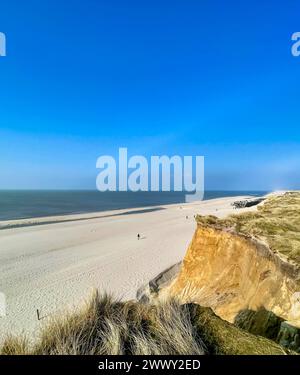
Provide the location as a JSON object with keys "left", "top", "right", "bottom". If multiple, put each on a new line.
{"left": 0, "top": 0, "right": 300, "bottom": 190}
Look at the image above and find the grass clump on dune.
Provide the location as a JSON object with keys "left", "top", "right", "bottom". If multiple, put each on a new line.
{"left": 1, "top": 292, "right": 205, "bottom": 355}
{"left": 1, "top": 292, "right": 294, "bottom": 355}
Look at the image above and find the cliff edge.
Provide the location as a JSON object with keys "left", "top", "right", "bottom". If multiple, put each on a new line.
{"left": 145, "top": 192, "right": 300, "bottom": 352}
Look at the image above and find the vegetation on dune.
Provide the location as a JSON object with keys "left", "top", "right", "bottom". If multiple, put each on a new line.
{"left": 190, "top": 305, "right": 291, "bottom": 355}
{"left": 0, "top": 292, "right": 294, "bottom": 355}
{"left": 196, "top": 192, "right": 300, "bottom": 264}
{"left": 1, "top": 292, "right": 205, "bottom": 355}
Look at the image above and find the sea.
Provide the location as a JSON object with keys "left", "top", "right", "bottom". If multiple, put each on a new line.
{"left": 0, "top": 191, "right": 268, "bottom": 221}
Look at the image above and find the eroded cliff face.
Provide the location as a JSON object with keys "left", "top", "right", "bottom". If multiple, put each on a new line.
{"left": 160, "top": 225, "right": 300, "bottom": 327}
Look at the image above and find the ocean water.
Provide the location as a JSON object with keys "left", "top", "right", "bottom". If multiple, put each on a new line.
{"left": 0, "top": 191, "right": 267, "bottom": 221}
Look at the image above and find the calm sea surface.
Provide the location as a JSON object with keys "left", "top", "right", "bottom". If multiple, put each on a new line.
{"left": 0, "top": 191, "right": 267, "bottom": 221}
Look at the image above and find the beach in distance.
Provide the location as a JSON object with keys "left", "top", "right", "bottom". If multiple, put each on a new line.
{"left": 0, "top": 192, "right": 263, "bottom": 342}
{"left": 0, "top": 190, "right": 266, "bottom": 221}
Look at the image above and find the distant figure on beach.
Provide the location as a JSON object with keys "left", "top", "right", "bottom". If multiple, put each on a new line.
{"left": 137, "top": 233, "right": 140, "bottom": 240}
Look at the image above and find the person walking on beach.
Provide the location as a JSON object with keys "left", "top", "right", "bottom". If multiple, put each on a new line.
{"left": 137, "top": 233, "right": 140, "bottom": 240}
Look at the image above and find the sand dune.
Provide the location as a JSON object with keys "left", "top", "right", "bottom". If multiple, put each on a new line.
{"left": 0, "top": 196, "right": 257, "bottom": 341}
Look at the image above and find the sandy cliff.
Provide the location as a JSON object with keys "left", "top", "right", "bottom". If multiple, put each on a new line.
{"left": 138, "top": 193, "right": 300, "bottom": 351}
{"left": 162, "top": 225, "right": 300, "bottom": 327}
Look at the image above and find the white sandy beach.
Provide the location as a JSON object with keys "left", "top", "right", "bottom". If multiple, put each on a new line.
{"left": 0, "top": 195, "right": 259, "bottom": 341}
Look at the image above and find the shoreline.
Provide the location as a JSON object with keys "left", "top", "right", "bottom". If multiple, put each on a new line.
{"left": 0, "top": 191, "right": 268, "bottom": 227}
{"left": 0, "top": 194, "right": 264, "bottom": 341}
{"left": 0, "top": 193, "right": 263, "bottom": 230}
{"left": 0, "top": 207, "right": 166, "bottom": 230}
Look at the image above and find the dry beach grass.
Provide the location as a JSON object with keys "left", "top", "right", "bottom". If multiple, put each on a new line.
{"left": 1, "top": 292, "right": 205, "bottom": 355}
{"left": 1, "top": 292, "right": 293, "bottom": 355}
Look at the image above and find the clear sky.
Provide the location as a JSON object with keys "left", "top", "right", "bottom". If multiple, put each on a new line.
{"left": 0, "top": 0, "right": 300, "bottom": 190}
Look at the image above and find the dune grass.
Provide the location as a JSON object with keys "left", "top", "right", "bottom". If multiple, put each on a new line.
{"left": 196, "top": 192, "right": 300, "bottom": 264}
{"left": 0, "top": 292, "right": 205, "bottom": 355}
{"left": 1, "top": 292, "right": 294, "bottom": 355}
